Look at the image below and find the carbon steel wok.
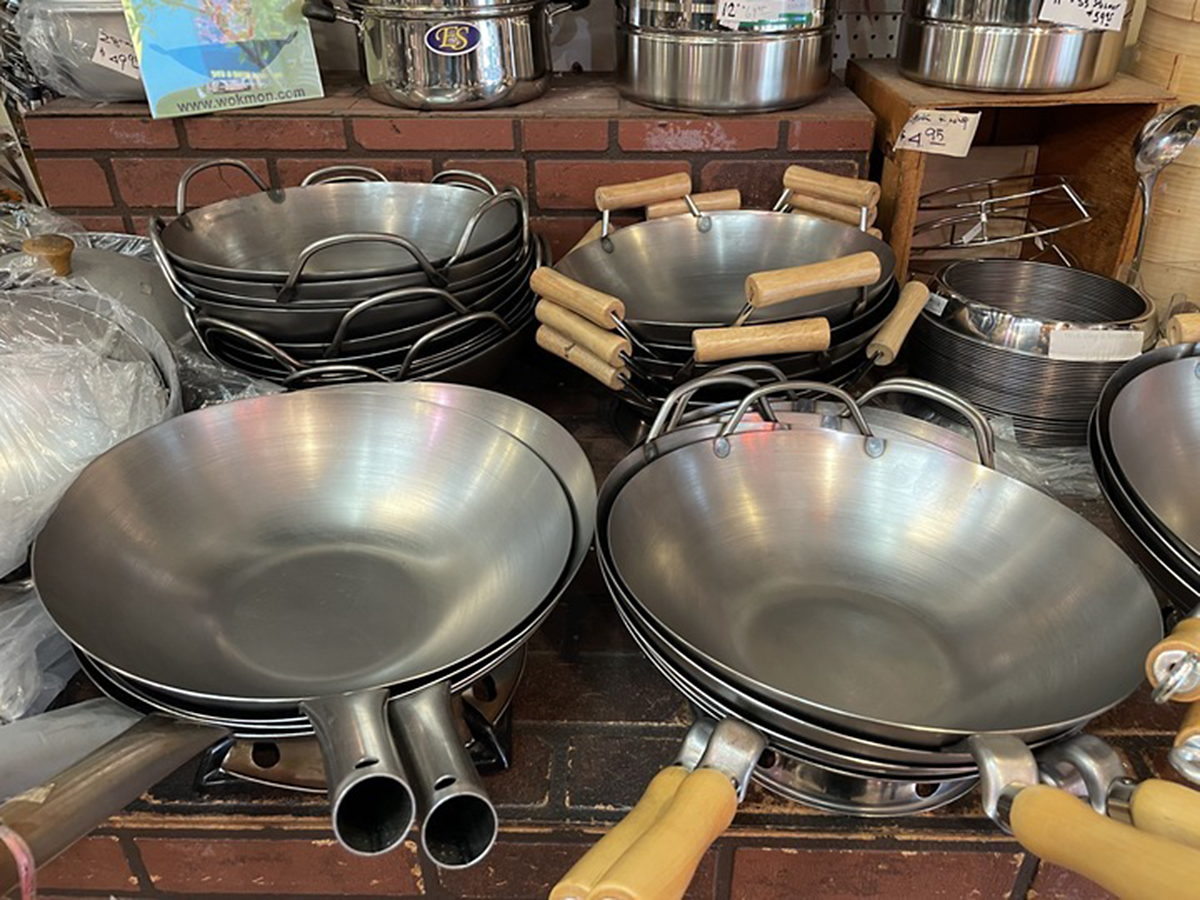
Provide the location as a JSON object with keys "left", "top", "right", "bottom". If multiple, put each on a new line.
{"left": 160, "top": 161, "right": 524, "bottom": 281}
{"left": 554, "top": 210, "right": 895, "bottom": 343}
{"left": 603, "top": 380, "right": 1161, "bottom": 750}
{"left": 26, "top": 388, "right": 574, "bottom": 867}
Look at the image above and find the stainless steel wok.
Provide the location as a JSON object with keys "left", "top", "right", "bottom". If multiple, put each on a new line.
{"left": 602, "top": 380, "right": 1161, "bottom": 749}
{"left": 160, "top": 161, "right": 524, "bottom": 281}
{"left": 553, "top": 211, "right": 895, "bottom": 343}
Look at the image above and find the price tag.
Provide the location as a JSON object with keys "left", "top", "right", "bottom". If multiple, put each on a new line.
{"left": 717, "top": 0, "right": 816, "bottom": 28}
{"left": 895, "top": 109, "right": 981, "bottom": 159}
{"left": 1038, "top": 0, "right": 1126, "bottom": 31}
{"left": 925, "top": 292, "right": 950, "bottom": 316}
{"left": 91, "top": 28, "right": 141, "bottom": 80}
{"left": 1047, "top": 328, "right": 1143, "bottom": 361}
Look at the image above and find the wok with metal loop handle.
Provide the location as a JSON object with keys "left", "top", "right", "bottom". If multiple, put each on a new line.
{"left": 175, "top": 158, "right": 272, "bottom": 215}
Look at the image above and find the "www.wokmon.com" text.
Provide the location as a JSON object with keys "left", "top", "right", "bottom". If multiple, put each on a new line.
{"left": 176, "top": 87, "right": 308, "bottom": 113}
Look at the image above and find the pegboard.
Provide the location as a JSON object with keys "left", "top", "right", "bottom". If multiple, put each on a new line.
{"left": 834, "top": 0, "right": 903, "bottom": 77}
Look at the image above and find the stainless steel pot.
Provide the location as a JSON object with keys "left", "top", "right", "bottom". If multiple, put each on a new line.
{"left": 617, "top": 24, "right": 832, "bottom": 112}
{"left": 897, "top": 14, "right": 1124, "bottom": 92}
{"left": 304, "top": 0, "right": 585, "bottom": 109}
{"left": 616, "top": 0, "right": 836, "bottom": 32}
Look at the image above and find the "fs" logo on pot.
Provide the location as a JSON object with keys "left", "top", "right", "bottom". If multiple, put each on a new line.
{"left": 425, "top": 22, "right": 482, "bottom": 56}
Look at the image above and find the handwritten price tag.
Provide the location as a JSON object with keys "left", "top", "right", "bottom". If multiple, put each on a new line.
{"left": 717, "top": 0, "right": 816, "bottom": 27}
{"left": 1038, "top": 0, "right": 1126, "bottom": 30}
{"left": 895, "top": 109, "right": 981, "bottom": 158}
{"left": 91, "top": 28, "right": 141, "bottom": 80}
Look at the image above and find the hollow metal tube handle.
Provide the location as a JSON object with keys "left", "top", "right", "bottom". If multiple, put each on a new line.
{"left": 282, "top": 364, "right": 391, "bottom": 387}
{"left": 647, "top": 363, "right": 789, "bottom": 441}
{"left": 147, "top": 215, "right": 198, "bottom": 307}
{"left": 175, "top": 159, "right": 270, "bottom": 216}
{"left": 325, "top": 286, "right": 469, "bottom": 358}
{"left": 718, "top": 382, "right": 873, "bottom": 442}
{"left": 856, "top": 377, "right": 996, "bottom": 469}
{"left": 433, "top": 169, "right": 499, "bottom": 196}
{"left": 447, "top": 189, "right": 528, "bottom": 269}
{"left": 396, "top": 310, "right": 509, "bottom": 380}
{"left": 0, "top": 716, "right": 225, "bottom": 898}
{"left": 300, "top": 165, "right": 388, "bottom": 186}
{"left": 278, "top": 233, "right": 445, "bottom": 303}
{"left": 192, "top": 315, "right": 306, "bottom": 372}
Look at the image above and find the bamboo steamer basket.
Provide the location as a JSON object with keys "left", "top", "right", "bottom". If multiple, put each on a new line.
{"left": 1146, "top": 0, "right": 1200, "bottom": 24}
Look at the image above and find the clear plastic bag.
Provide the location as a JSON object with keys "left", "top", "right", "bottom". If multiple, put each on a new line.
{"left": 0, "top": 583, "right": 73, "bottom": 723}
{"left": 0, "top": 204, "right": 84, "bottom": 254}
{"left": 173, "top": 337, "right": 283, "bottom": 409}
{"left": 13, "top": 0, "right": 146, "bottom": 102}
{"left": 0, "top": 284, "right": 175, "bottom": 576}
{"left": 989, "top": 417, "right": 1099, "bottom": 500}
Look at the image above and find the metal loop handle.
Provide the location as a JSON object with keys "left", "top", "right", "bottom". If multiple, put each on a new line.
{"left": 176, "top": 159, "right": 270, "bottom": 215}
{"left": 647, "top": 374, "right": 776, "bottom": 443}
{"left": 650, "top": 363, "right": 790, "bottom": 439}
{"left": 1170, "top": 738, "right": 1200, "bottom": 786}
{"left": 857, "top": 377, "right": 996, "bottom": 469}
{"left": 447, "top": 189, "right": 528, "bottom": 269}
{"left": 282, "top": 364, "right": 391, "bottom": 387}
{"left": 325, "top": 287, "right": 468, "bottom": 358}
{"left": 300, "top": 165, "right": 388, "bottom": 186}
{"left": 277, "top": 233, "right": 445, "bottom": 303}
{"left": 148, "top": 215, "right": 198, "bottom": 308}
{"left": 1034, "top": 734, "right": 1128, "bottom": 816}
{"left": 397, "top": 311, "right": 509, "bottom": 380}
{"left": 719, "top": 382, "right": 873, "bottom": 442}
{"left": 192, "top": 315, "right": 305, "bottom": 372}
{"left": 433, "top": 169, "right": 498, "bottom": 195}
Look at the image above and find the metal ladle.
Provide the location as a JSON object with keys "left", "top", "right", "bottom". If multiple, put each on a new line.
{"left": 1132, "top": 105, "right": 1200, "bottom": 274}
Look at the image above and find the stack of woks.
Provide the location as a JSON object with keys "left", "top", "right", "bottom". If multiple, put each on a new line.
{"left": 151, "top": 160, "right": 538, "bottom": 388}
{"left": 10, "top": 384, "right": 596, "bottom": 880}
{"left": 531, "top": 168, "right": 931, "bottom": 419}
{"left": 1129, "top": 0, "right": 1200, "bottom": 307}
{"left": 897, "top": 0, "right": 1129, "bottom": 92}
{"left": 549, "top": 376, "right": 1200, "bottom": 900}
{"left": 614, "top": 0, "right": 835, "bottom": 112}
{"left": 910, "top": 259, "right": 1156, "bottom": 447}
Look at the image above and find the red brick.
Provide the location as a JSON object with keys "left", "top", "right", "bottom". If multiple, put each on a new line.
{"left": 700, "top": 158, "right": 860, "bottom": 210}
{"left": 26, "top": 117, "right": 178, "bottom": 150}
{"left": 535, "top": 160, "right": 690, "bottom": 210}
{"left": 135, "top": 836, "right": 424, "bottom": 895}
{"left": 39, "top": 836, "right": 137, "bottom": 892}
{"left": 353, "top": 119, "right": 514, "bottom": 151}
{"left": 482, "top": 731, "right": 554, "bottom": 807}
{"left": 1029, "top": 863, "right": 1116, "bottom": 899}
{"left": 441, "top": 159, "right": 527, "bottom": 194}
{"left": 788, "top": 118, "right": 874, "bottom": 152}
{"left": 1140, "top": 743, "right": 1196, "bottom": 785}
{"left": 522, "top": 120, "right": 609, "bottom": 152}
{"left": 74, "top": 216, "right": 130, "bottom": 233}
{"left": 1090, "top": 684, "right": 1180, "bottom": 735}
{"left": 187, "top": 117, "right": 345, "bottom": 151}
{"left": 566, "top": 735, "right": 694, "bottom": 812}
{"left": 731, "top": 847, "right": 1022, "bottom": 899}
{"left": 112, "top": 157, "right": 269, "bottom": 208}
{"left": 619, "top": 120, "right": 779, "bottom": 152}
{"left": 37, "top": 159, "right": 113, "bottom": 207}
{"left": 436, "top": 840, "right": 717, "bottom": 898}
{"left": 276, "top": 158, "right": 433, "bottom": 187}
{"left": 531, "top": 216, "right": 597, "bottom": 261}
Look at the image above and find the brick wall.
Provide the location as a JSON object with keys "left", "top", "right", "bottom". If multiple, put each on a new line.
{"left": 23, "top": 74, "right": 874, "bottom": 260}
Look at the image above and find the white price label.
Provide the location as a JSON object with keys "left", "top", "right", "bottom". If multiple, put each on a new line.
{"left": 925, "top": 292, "right": 950, "bottom": 316}
{"left": 1038, "top": 0, "right": 1126, "bottom": 31}
{"left": 91, "top": 28, "right": 141, "bottom": 80}
{"left": 1047, "top": 328, "right": 1143, "bottom": 361}
{"left": 717, "top": 0, "right": 816, "bottom": 27}
{"left": 895, "top": 109, "right": 981, "bottom": 158}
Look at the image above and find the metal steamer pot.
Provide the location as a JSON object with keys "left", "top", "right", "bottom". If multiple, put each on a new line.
{"left": 303, "top": 0, "right": 588, "bottom": 110}
{"left": 550, "top": 378, "right": 1200, "bottom": 900}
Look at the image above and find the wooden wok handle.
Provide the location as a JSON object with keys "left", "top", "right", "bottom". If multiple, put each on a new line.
{"left": 1129, "top": 778, "right": 1200, "bottom": 850}
{"left": 537, "top": 325, "right": 628, "bottom": 391}
{"left": 530, "top": 267, "right": 625, "bottom": 329}
{"left": 550, "top": 766, "right": 689, "bottom": 900}
{"left": 783, "top": 165, "right": 881, "bottom": 208}
{"left": 646, "top": 189, "right": 741, "bottom": 220}
{"left": 1010, "top": 784, "right": 1200, "bottom": 899}
{"left": 596, "top": 173, "right": 692, "bottom": 213}
{"left": 587, "top": 768, "right": 738, "bottom": 900}
{"left": 745, "top": 252, "right": 881, "bottom": 309}
{"left": 536, "top": 300, "right": 631, "bottom": 368}
{"left": 22, "top": 234, "right": 75, "bottom": 276}
{"left": 867, "top": 281, "right": 930, "bottom": 366}
{"left": 867, "top": 227, "right": 883, "bottom": 240}
{"left": 1167, "top": 313, "right": 1200, "bottom": 345}
{"left": 570, "top": 221, "right": 607, "bottom": 254}
{"left": 1146, "top": 619, "right": 1200, "bottom": 704}
{"left": 786, "top": 193, "right": 878, "bottom": 227}
{"left": 693, "top": 318, "right": 831, "bottom": 364}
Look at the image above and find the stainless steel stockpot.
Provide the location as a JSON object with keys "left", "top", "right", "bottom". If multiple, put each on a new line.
{"left": 616, "top": 0, "right": 837, "bottom": 32}
{"left": 897, "top": 14, "right": 1124, "bottom": 92}
{"left": 617, "top": 23, "right": 832, "bottom": 112}
{"left": 305, "top": 0, "right": 585, "bottom": 109}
